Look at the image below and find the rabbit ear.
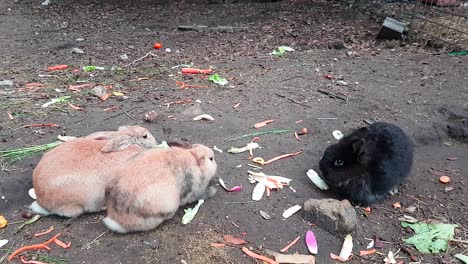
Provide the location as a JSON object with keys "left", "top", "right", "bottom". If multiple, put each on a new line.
{"left": 101, "top": 135, "right": 134, "bottom": 153}
{"left": 352, "top": 138, "right": 366, "bottom": 154}
{"left": 86, "top": 132, "right": 114, "bottom": 141}
{"left": 350, "top": 127, "right": 369, "bottom": 154}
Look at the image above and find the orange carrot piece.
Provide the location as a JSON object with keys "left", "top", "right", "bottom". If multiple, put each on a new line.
{"left": 359, "top": 248, "right": 377, "bottom": 256}
{"left": 242, "top": 247, "right": 279, "bottom": 264}
{"left": 101, "top": 93, "right": 110, "bottom": 101}
{"left": 68, "top": 102, "right": 84, "bottom": 111}
{"left": 20, "top": 256, "right": 48, "bottom": 264}
{"left": 264, "top": 150, "right": 303, "bottom": 165}
{"left": 280, "top": 236, "right": 301, "bottom": 252}
{"left": 47, "top": 65, "right": 68, "bottom": 71}
{"left": 266, "top": 187, "right": 271, "bottom": 197}
{"left": 41, "top": 233, "right": 62, "bottom": 246}
{"left": 254, "top": 119, "right": 274, "bottom": 129}
{"left": 34, "top": 226, "right": 54, "bottom": 237}
{"left": 439, "top": 176, "right": 450, "bottom": 183}
{"left": 181, "top": 68, "right": 213, "bottom": 74}
{"left": 210, "top": 243, "right": 226, "bottom": 248}
{"left": 8, "top": 244, "right": 51, "bottom": 261}
{"left": 54, "top": 238, "right": 71, "bottom": 249}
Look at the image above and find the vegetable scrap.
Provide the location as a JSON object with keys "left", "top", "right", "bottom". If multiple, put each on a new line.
{"left": 47, "top": 65, "right": 68, "bottom": 71}
{"left": 0, "top": 239, "right": 8, "bottom": 248}
{"left": 34, "top": 226, "right": 55, "bottom": 237}
{"left": 305, "top": 230, "right": 318, "bottom": 254}
{"left": 181, "top": 199, "right": 204, "bottom": 225}
{"left": 0, "top": 142, "right": 61, "bottom": 162}
{"left": 176, "top": 81, "right": 208, "bottom": 89}
{"left": 297, "top": 128, "right": 308, "bottom": 135}
{"left": 41, "top": 96, "right": 71, "bottom": 108}
{"left": 455, "top": 254, "right": 468, "bottom": 264}
{"left": 332, "top": 130, "right": 344, "bottom": 140}
{"left": 280, "top": 236, "right": 300, "bottom": 253}
{"left": 282, "top": 205, "right": 301, "bottom": 219}
{"left": 15, "top": 215, "right": 41, "bottom": 234}
{"left": 67, "top": 102, "right": 84, "bottom": 111}
{"left": 0, "top": 215, "right": 7, "bottom": 229}
{"left": 218, "top": 178, "right": 242, "bottom": 192}
{"left": 228, "top": 142, "right": 260, "bottom": 155}
{"left": 259, "top": 210, "right": 271, "bottom": 220}
{"left": 270, "top": 46, "right": 295, "bottom": 56}
{"left": 210, "top": 243, "right": 226, "bottom": 248}
{"left": 164, "top": 99, "right": 193, "bottom": 108}
{"left": 306, "top": 169, "right": 329, "bottom": 190}
{"left": 193, "top": 114, "right": 215, "bottom": 121}
{"left": 223, "top": 235, "right": 247, "bottom": 245}
{"left": 181, "top": 68, "right": 213, "bottom": 74}
{"left": 69, "top": 83, "right": 93, "bottom": 92}
{"left": 8, "top": 112, "right": 14, "bottom": 120}
{"left": 8, "top": 244, "right": 51, "bottom": 261}
{"left": 252, "top": 150, "right": 303, "bottom": 166}
{"left": 254, "top": 119, "right": 274, "bottom": 129}
{"left": 439, "top": 175, "right": 450, "bottom": 184}
{"left": 401, "top": 221, "right": 458, "bottom": 253}
{"left": 383, "top": 251, "right": 396, "bottom": 264}
{"left": 82, "top": 66, "right": 105, "bottom": 72}
{"left": 212, "top": 146, "right": 223, "bottom": 153}
{"left": 208, "top": 74, "right": 228, "bottom": 86}
{"left": 359, "top": 248, "right": 376, "bottom": 256}
{"left": 242, "top": 247, "right": 279, "bottom": 264}
{"left": 223, "top": 129, "right": 293, "bottom": 144}
{"left": 23, "top": 123, "right": 60, "bottom": 129}
{"left": 233, "top": 102, "right": 241, "bottom": 108}
{"left": 248, "top": 171, "right": 293, "bottom": 201}
{"left": 153, "top": 42, "right": 163, "bottom": 49}
{"left": 330, "top": 234, "right": 353, "bottom": 262}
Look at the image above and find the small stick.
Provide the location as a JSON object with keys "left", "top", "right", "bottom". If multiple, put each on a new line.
{"left": 223, "top": 201, "right": 257, "bottom": 205}
{"left": 82, "top": 230, "right": 109, "bottom": 249}
{"left": 450, "top": 239, "right": 468, "bottom": 244}
{"left": 407, "top": 195, "right": 428, "bottom": 206}
{"left": 126, "top": 52, "right": 157, "bottom": 67}
{"left": 316, "top": 117, "right": 338, "bottom": 120}
{"left": 317, "top": 89, "right": 348, "bottom": 101}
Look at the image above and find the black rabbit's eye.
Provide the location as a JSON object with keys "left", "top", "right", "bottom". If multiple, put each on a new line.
{"left": 143, "top": 134, "right": 148, "bottom": 139}
{"left": 334, "top": 160, "right": 344, "bottom": 166}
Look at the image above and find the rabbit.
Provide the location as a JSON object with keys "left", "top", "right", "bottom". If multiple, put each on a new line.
{"left": 319, "top": 122, "right": 414, "bottom": 206}
{"left": 103, "top": 144, "right": 217, "bottom": 233}
{"left": 30, "top": 125, "right": 158, "bottom": 218}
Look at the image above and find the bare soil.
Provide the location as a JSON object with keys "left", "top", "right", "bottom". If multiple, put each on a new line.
{"left": 0, "top": 0, "right": 467, "bottom": 263}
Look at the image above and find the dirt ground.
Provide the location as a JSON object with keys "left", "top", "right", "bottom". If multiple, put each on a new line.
{"left": 0, "top": 0, "right": 467, "bottom": 263}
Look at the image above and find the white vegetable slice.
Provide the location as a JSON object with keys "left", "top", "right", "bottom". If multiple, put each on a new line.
{"left": 306, "top": 169, "right": 329, "bottom": 190}
{"left": 0, "top": 239, "right": 8, "bottom": 248}
{"left": 332, "top": 130, "right": 344, "bottom": 140}
{"left": 338, "top": 234, "right": 353, "bottom": 261}
{"left": 28, "top": 188, "right": 37, "bottom": 200}
{"left": 193, "top": 114, "right": 215, "bottom": 121}
{"left": 252, "top": 182, "right": 265, "bottom": 201}
{"left": 282, "top": 205, "right": 301, "bottom": 219}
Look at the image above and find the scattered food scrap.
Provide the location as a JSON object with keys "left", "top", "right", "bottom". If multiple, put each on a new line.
{"left": 181, "top": 199, "right": 204, "bottom": 225}
{"left": 280, "top": 236, "right": 300, "bottom": 253}
{"left": 401, "top": 221, "right": 458, "bottom": 253}
{"left": 282, "top": 205, "right": 301, "bottom": 219}
{"left": 254, "top": 119, "right": 274, "bottom": 129}
{"left": 252, "top": 150, "right": 303, "bottom": 166}
{"left": 306, "top": 169, "right": 329, "bottom": 190}
{"left": 330, "top": 234, "right": 353, "bottom": 262}
{"left": 223, "top": 235, "right": 247, "bottom": 245}
{"left": 305, "top": 230, "right": 318, "bottom": 254}
{"left": 242, "top": 247, "right": 279, "bottom": 264}
{"left": 193, "top": 114, "right": 215, "bottom": 121}
{"left": 218, "top": 178, "right": 242, "bottom": 192}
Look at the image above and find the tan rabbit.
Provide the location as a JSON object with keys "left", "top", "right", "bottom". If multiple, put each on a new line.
{"left": 103, "top": 144, "right": 217, "bottom": 233}
{"left": 30, "top": 125, "right": 158, "bottom": 218}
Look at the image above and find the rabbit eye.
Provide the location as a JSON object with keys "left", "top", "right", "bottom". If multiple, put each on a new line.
{"left": 209, "top": 157, "right": 214, "bottom": 161}
{"left": 143, "top": 134, "right": 148, "bottom": 139}
{"left": 334, "top": 160, "right": 344, "bottom": 166}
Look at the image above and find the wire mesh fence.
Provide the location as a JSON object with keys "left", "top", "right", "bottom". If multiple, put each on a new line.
{"left": 349, "top": 0, "right": 468, "bottom": 50}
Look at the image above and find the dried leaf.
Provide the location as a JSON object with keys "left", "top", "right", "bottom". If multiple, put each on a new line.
{"left": 223, "top": 235, "right": 247, "bottom": 245}
{"left": 0, "top": 215, "right": 7, "bottom": 229}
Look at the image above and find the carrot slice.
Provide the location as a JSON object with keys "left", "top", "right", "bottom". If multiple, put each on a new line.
{"left": 210, "top": 243, "right": 226, "bottom": 248}
{"left": 68, "top": 102, "right": 84, "bottom": 111}
{"left": 20, "top": 256, "right": 48, "bottom": 264}
{"left": 34, "top": 226, "right": 54, "bottom": 237}
{"left": 264, "top": 150, "right": 303, "bottom": 165}
{"left": 254, "top": 119, "right": 274, "bottom": 129}
{"left": 41, "top": 233, "right": 62, "bottom": 246}
{"left": 8, "top": 244, "right": 51, "bottom": 261}
{"left": 359, "top": 248, "right": 377, "bottom": 256}
{"left": 280, "top": 236, "right": 301, "bottom": 252}
{"left": 242, "top": 247, "right": 279, "bottom": 264}
{"left": 439, "top": 176, "right": 450, "bottom": 184}
{"left": 54, "top": 238, "right": 71, "bottom": 249}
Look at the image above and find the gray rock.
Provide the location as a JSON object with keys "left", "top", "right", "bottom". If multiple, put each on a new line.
{"left": 119, "top": 54, "right": 128, "bottom": 61}
{"left": 303, "top": 198, "right": 357, "bottom": 236}
{"left": 71, "top": 47, "right": 84, "bottom": 54}
{"left": 90, "top": 86, "right": 107, "bottom": 98}
{"left": 0, "top": 80, "right": 13, "bottom": 86}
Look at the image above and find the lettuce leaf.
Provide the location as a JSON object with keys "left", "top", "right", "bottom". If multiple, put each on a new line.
{"left": 401, "top": 222, "right": 458, "bottom": 253}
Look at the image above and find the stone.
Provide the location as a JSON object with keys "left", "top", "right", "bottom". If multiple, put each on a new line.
{"left": 0, "top": 80, "right": 13, "bottom": 86}
{"left": 144, "top": 110, "right": 158, "bottom": 123}
{"left": 71, "top": 47, "right": 84, "bottom": 54}
{"left": 303, "top": 198, "right": 357, "bottom": 236}
{"left": 90, "top": 86, "right": 107, "bottom": 98}
{"left": 119, "top": 54, "right": 128, "bottom": 61}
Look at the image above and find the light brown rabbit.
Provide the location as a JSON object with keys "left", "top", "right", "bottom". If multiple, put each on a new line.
{"left": 31, "top": 125, "right": 158, "bottom": 218}
{"left": 103, "top": 144, "right": 217, "bottom": 233}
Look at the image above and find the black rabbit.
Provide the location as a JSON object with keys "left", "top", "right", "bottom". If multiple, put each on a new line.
{"left": 319, "top": 122, "right": 414, "bottom": 206}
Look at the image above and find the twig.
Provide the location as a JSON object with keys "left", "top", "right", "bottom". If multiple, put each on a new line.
{"left": 407, "top": 195, "right": 428, "bottom": 206}
{"left": 317, "top": 89, "right": 348, "bottom": 101}
{"left": 275, "top": 93, "right": 313, "bottom": 108}
{"left": 82, "top": 230, "right": 109, "bottom": 249}
{"left": 450, "top": 239, "right": 468, "bottom": 244}
{"left": 316, "top": 117, "right": 338, "bottom": 120}
{"left": 126, "top": 52, "right": 157, "bottom": 67}
{"left": 123, "top": 110, "right": 135, "bottom": 120}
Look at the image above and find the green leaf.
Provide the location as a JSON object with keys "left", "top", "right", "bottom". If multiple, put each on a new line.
{"left": 401, "top": 222, "right": 458, "bottom": 254}
{"left": 270, "top": 46, "right": 295, "bottom": 56}
{"left": 455, "top": 254, "right": 468, "bottom": 264}
{"left": 208, "top": 74, "right": 228, "bottom": 86}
